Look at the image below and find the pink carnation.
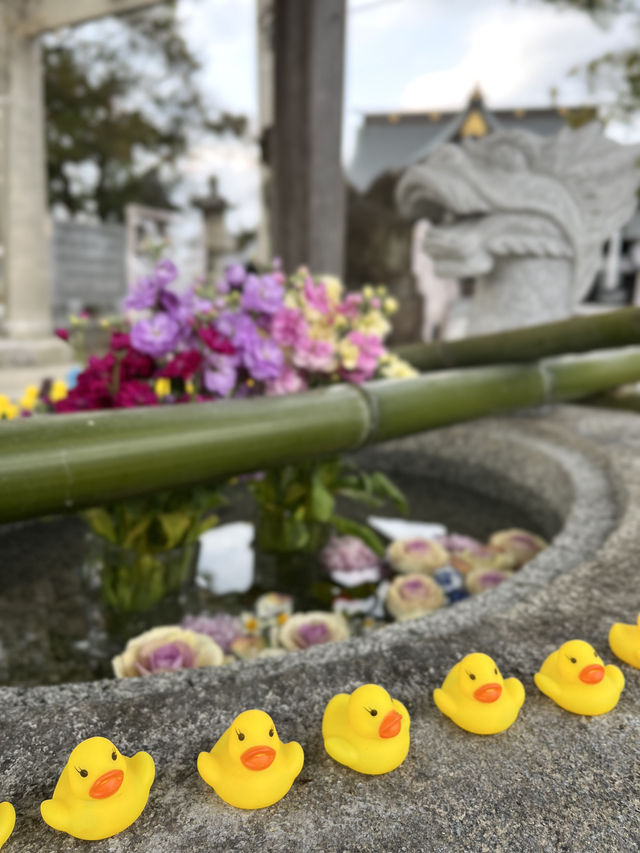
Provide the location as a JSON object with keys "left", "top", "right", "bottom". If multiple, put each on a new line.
{"left": 266, "top": 364, "right": 308, "bottom": 396}
{"left": 293, "top": 337, "right": 335, "bottom": 372}
{"left": 271, "top": 307, "right": 308, "bottom": 348}
{"left": 303, "top": 277, "right": 330, "bottom": 314}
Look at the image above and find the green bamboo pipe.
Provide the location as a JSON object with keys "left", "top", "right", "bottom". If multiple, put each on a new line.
{"left": 0, "top": 346, "right": 639, "bottom": 523}
{"left": 394, "top": 308, "right": 640, "bottom": 371}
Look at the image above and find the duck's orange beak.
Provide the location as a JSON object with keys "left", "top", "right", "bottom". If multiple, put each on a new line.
{"left": 579, "top": 664, "right": 605, "bottom": 684}
{"left": 241, "top": 745, "right": 276, "bottom": 771}
{"left": 474, "top": 682, "right": 502, "bottom": 703}
{"left": 378, "top": 710, "right": 402, "bottom": 739}
{"left": 89, "top": 769, "right": 124, "bottom": 799}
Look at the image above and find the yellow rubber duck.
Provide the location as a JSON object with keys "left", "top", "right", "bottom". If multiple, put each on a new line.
{"left": 40, "top": 736, "right": 155, "bottom": 840}
{"left": 197, "top": 709, "right": 304, "bottom": 809}
{"left": 534, "top": 639, "right": 625, "bottom": 715}
{"left": 322, "top": 684, "right": 410, "bottom": 775}
{"left": 609, "top": 614, "right": 640, "bottom": 669}
{"left": 0, "top": 802, "right": 15, "bottom": 849}
{"left": 433, "top": 652, "right": 525, "bottom": 735}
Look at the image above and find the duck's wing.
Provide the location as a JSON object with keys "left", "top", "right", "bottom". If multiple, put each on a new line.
{"left": 533, "top": 672, "right": 559, "bottom": 701}
{"left": 282, "top": 741, "right": 304, "bottom": 777}
{"left": 324, "top": 736, "right": 359, "bottom": 768}
{"left": 504, "top": 677, "right": 526, "bottom": 709}
{"left": 130, "top": 751, "right": 156, "bottom": 790}
{"left": 197, "top": 751, "right": 221, "bottom": 789}
{"left": 605, "top": 664, "right": 625, "bottom": 693}
{"left": 40, "top": 798, "right": 70, "bottom": 834}
{"left": 0, "top": 802, "right": 15, "bottom": 846}
{"left": 433, "top": 688, "right": 457, "bottom": 720}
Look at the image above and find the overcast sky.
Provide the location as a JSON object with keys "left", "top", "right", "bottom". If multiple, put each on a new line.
{"left": 176, "top": 0, "right": 638, "bottom": 232}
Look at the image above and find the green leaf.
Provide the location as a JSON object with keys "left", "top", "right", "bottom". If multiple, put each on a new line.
{"left": 157, "top": 511, "right": 193, "bottom": 549}
{"left": 185, "top": 514, "right": 219, "bottom": 542}
{"left": 329, "top": 515, "right": 385, "bottom": 556}
{"left": 122, "top": 516, "right": 152, "bottom": 550}
{"left": 368, "top": 471, "right": 409, "bottom": 515}
{"left": 309, "top": 476, "right": 335, "bottom": 522}
{"left": 84, "top": 507, "right": 117, "bottom": 543}
{"left": 336, "top": 486, "right": 382, "bottom": 508}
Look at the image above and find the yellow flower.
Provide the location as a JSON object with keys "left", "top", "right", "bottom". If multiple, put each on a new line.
{"left": 355, "top": 310, "right": 391, "bottom": 338}
{"left": 49, "top": 380, "right": 67, "bottom": 403}
{"left": 338, "top": 339, "right": 360, "bottom": 370}
{"left": 154, "top": 378, "right": 171, "bottom": 399}
{"left": 384, "top": 297, "right": 399, "bottom": 314}
{"left": 185, "top": 380, "right": 195, "bottom": 395}
{"left": 362, "top": 285, "right": 374, "bottom": 300}
{"left": 379, "top": 354, "right": 418, "bottom": 379}
{"left": 19, "top": 384, "right": 39, "bottom": 411}
{"left": 320, "top": 275, "right": 343, "bottom": 306}
{"left": 0, "top": 395, "right": 18, "bottom": 420}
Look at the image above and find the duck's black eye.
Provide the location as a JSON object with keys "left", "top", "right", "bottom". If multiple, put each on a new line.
{"left": 112, "top": 751, "right": 117, "bottom": 761}
{"left": 570, "top": 657, "right": 577, "bottom": 664}
{"left": 268, "top": 728, "right": 274, "bottom": 737}
{"left": 77, "top": 768, "right": 88, "bottom": 778}
{"left": 494, "top": 668, "right": 498, "bottom": 675}
{"left": 469, "top": 673, "right": 476, "bottom": 681}
{"left": 237, "top": 731, "right": 245, "bottom": 742}
{"left": 368, "top": 708, "right": 378, "bottom": 717}
{"left": 594, "top": 651, "right": 598, "bottom": 658}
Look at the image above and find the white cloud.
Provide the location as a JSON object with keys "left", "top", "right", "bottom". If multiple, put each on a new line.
{"left": 400, "top": 4, "right": 637, "bottom": 111}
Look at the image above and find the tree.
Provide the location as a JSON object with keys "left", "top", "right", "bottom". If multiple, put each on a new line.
{"left": 44, "top": 1, "right": 246, "bottom": 221}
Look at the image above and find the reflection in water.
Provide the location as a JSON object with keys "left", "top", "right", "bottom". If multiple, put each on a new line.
{"left": 196, "top": 522, "right": 255, "bottom": 596}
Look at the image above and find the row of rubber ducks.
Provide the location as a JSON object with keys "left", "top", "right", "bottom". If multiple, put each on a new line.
{"left": 0, "top": 617, "right": 638, "bottom": 845}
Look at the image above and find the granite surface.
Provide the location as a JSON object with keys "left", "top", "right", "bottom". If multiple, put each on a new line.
{"left": 1, "top": 405, "right": 639, "bottom": 852}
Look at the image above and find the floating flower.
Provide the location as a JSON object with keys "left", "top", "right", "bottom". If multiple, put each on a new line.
{"left": 278, "top": 611, "right": 350, "bottom": 651}
{"left": 465, "top": 568, "right": 512, "bottom": 595}
{"left": 320, "top": 536, "right": 382, "bottom": 587}
{"left": 450, "top": 548, "right": 516, "bottom": 575}
{"left": 112, "top": 625, "right": 224, "bottom": 677}
{"left": 386, "top": 538, "right": 449, "bottom": 574}
{"left": 436, "top": 533, "right": 487, "bottom": 556}
{"left": 255, "top": 592, "right": 294, "bottom": 625}
{"left": 489, "top": 528, "right": 547, "bottom": 568}
{"left": 385, "top": 573, "right": 445, "bottom": 621}
{"left": 181, "top": 613, "right": 243, "bottom": 654}
{"left": 230, "top": 634, "right": 266, "bottom": 660}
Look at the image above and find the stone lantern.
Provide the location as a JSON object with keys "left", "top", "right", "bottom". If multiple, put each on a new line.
{"left": 192, "top": 178, "right": 234, "bottom": 283}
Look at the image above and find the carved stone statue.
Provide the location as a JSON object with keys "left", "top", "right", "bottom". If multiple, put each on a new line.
{"left": 396, "top": 123, "right": 640, "bottom": 334}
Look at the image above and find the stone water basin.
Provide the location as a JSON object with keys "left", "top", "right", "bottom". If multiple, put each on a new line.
{"left": 1, "top": 405, "right": 638, "bottom": 852}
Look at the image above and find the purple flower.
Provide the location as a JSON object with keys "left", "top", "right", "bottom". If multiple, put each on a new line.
{"left": 321, "top": 536, "right": 381, "bottom": 574}
{"left": 225, "top": 263, "right": 246, "bottom": 287}
{"left": 124, "top": 275, "right": 159, "bottom": 311}
{"left": 298, "top": 622, "right": 330, "bottom": 646}
{"left": 242, "top": 274, "right": 284, "bottom": 315}
{"left": 181, "top": 613, "right": 243, "bottom": 654}
{"left": 437, "top": 533, "right": 487, "bottom": 556}
{"left": 152, "top": 259, "right": 178, "bottom": 287}
{"left": 131, "top": 314, "right": 181, "bottom": 358}
{"left": 203, "top": 352, "right": 238, "bottom": 396}
{"left": 243, "top": 334, "right": 284, "bottom": 381}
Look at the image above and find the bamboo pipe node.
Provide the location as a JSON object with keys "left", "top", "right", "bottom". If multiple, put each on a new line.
{"left": 537, "top": 359, "right": 556, "bottom": 403}
{"left": 350, "top": 383, "right": 381, "bottom": 444}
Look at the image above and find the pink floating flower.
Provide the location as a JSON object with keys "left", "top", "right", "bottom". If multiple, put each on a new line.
{"left": 320, "top": 536, "right": 382, "bottom": 587}
{"left": 386, "top": 538, "right": 449, "bottom": 574}
{"left": 181, "top": 613, "right": 243, "bottom": 654}
{"left": 385, "top": 573, "right": 445, "bottom": 621}
{"left": 112, "top": 626, "right": 224, "bottom": 677}
{"left": 278, "top": 612, "right": 350, "bottom": 651}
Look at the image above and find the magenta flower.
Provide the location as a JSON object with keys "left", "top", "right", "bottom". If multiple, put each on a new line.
{"left": 271, "top": 307, "right": 308, "bottom": 349}
{"left": 197, "top": 326, "right": 236, "bottom": 355}
{"left": 55, "top": 327, "right": 70, "bottom": 341}
{"left": 131, "top": 314, "right": 181, "bottom": 358}
{"left": 113, "top": 380, "right": 158, "bottom": 408}
{"left": 158, "top": 349, "right": 203, "bottom": 379}
{"left": 110, "top": 332, "right": 131, "bottom": 351}
{"left": 120, "top": 348, "right": 155, "bottom": 380}
{"left": 242, "top": 274, "right": 284, "bottom": 315}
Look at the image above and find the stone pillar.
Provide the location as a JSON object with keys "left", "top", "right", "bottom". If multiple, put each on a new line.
{"left": 1, "top": 27, "right": 52, "bottom": 338}
{"left": 271, "top": 0, "right": 346, "bottom": 276}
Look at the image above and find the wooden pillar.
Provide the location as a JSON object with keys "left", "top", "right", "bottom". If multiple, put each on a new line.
{"left": 271, "top": 0, "right": 346, "bottom": 277}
